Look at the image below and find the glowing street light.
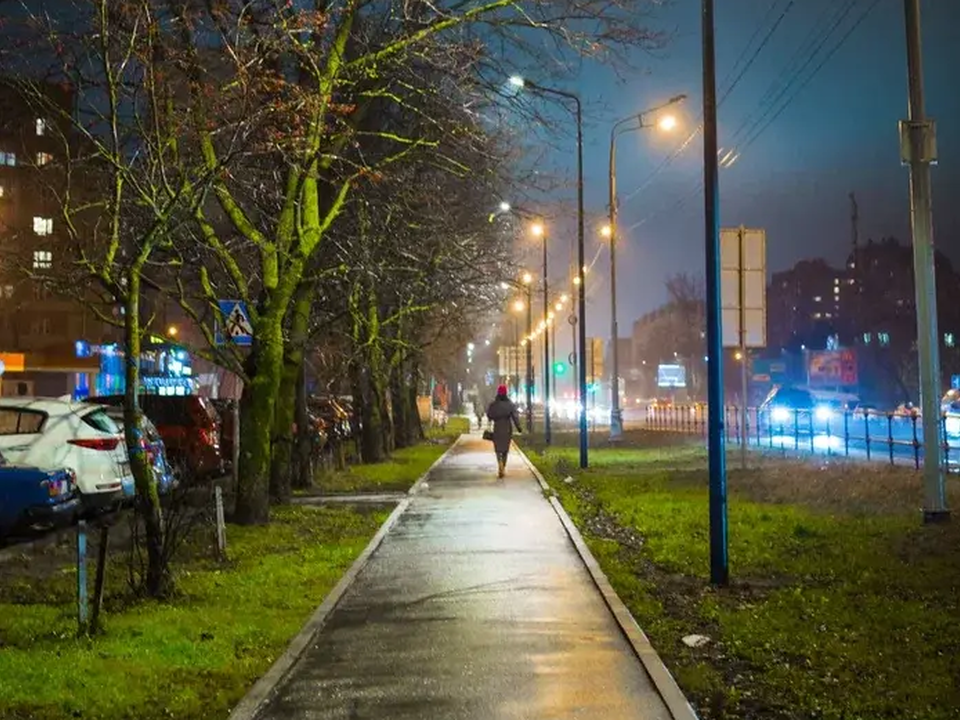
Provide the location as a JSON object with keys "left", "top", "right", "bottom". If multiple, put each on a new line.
{"left": 530, "top": 222, "right": 544, "bottom": 238}
{"left": 514, "top": 299, "right": 525, "bottom": 312}
{"left": 522, "top": 271, "right": 533, "bottom": 285}
{"left": 600, "top": 224, "right": 612, "bottom": 238}
{"left": 499, "top": 201, "right": 511, "bottom": 212}
{"left": 657, "top": 113, "right": 678, "bottom": 132}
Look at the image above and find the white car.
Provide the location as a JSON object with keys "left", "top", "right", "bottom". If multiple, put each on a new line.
{"left": 0, "top": 398, "right": 134, "bottom": 510}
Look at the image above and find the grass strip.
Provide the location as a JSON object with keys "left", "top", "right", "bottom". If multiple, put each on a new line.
{"left": 524, "top": 436, "right": 960, "bottom": 720}
{"left": 0, "top": 505, "right": 389, "bottom": 720}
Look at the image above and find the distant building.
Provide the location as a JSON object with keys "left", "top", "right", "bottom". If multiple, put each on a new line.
{"left": 766, "top": 259, "right": 847, "bottom": 351}
{"left": 0, "top": 80, "right": 116, "bottom": 396}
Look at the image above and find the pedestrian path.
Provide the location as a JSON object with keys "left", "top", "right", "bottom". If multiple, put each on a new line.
{"left": 249, "top": 436, "right": 678, "bottom": 720}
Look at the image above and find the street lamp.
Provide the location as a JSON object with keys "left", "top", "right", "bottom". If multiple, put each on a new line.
{"left": 529, "top": 222, "right": 552, "bottom": 444}
{"left": 607, "top": 93, "right": 687, "bottom": 439}
{"left": 512, "top": 74, "right": 586, "bottom": 467}
{"left": 521, "top": 272, "right": 534, "bottom": 432}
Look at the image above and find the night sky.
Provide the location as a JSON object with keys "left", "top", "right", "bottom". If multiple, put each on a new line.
{"left": 518, "top": 0, "right": 960, "bottom": 363}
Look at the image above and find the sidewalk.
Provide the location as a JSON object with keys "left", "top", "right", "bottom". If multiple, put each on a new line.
{"left": 248, "top": 435, "right": 681, "bottom": 720}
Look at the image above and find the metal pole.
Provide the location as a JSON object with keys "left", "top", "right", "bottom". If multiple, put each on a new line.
{"left": 902, "top": 0, "right": 948, "bottom": 522}
{"left": 702, "top": 0, "right": 729, "bottom": 585}
{"left": 525, "top": 288, "right": 533, "bottom": 432}
{"left": 576, "top": 98, "right": 588, "bottom": 468}
{"left": 609, "top": 129, "right": 623, "bottom": 439}
{"left": 543, "top": 235, "right": 552, "bottom": 444}
{"left": 551, "top": 321, "right": 557, "bottom": 401}
{"left": 738, "top": 227, "right": 748, "bottom": 470}
{"left": 513, "top": 320, "right": 519, "bottom": 398}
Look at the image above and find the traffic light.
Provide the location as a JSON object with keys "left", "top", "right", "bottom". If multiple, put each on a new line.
{"left": 554, "top": 361, "right": 566, "bottom": 375}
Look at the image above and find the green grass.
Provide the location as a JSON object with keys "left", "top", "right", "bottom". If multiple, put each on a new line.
{"left": 524, "top": 438, "right": 960, "bottom": 720}
{"left": 314, "top": 439, "right": 455, "bottom": 494}
{"left": 425, "top": 415, "right": 470, "bottom": 441}
{"left": 0, "top": 505, "right": 388, "bottom": 720}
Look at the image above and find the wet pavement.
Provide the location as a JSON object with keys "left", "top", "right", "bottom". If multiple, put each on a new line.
{"left": 254, "top": 435, "right": 673, "bottom": 720}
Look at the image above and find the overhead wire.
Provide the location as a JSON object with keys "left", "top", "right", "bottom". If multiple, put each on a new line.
{"left": 619, "top": 0, "right": 794, "bottom": 208}
{"left": 623, "top": 0, "right": 885, "bottom": 233}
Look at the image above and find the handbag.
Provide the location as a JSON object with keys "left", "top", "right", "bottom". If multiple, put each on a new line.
{"left": 482, "top": 429, "right": 495, "bottom": 441}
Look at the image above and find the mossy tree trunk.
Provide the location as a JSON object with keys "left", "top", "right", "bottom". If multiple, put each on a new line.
{"left": 123, "top": 266, "right": 171, "bottom": 598}
{"left": 270, "top": 283, "right": 313, "bottom": 503}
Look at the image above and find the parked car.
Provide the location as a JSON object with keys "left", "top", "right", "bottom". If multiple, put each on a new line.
{"left": 93, "top": 395, "right": 224, "bottom": 481}
{"left": 209, "top": 399, "right": 236, "bottom": 471}
{"left": 0, "top": 398, "right": 133, "bottom": 510}
{"left": 0, "top": 451, "right": 80, "bottom": 537}
{"left": 95, "top": 406, "right": 177, "bottom": 496}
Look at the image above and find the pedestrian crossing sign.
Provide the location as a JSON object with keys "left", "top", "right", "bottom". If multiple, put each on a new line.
{"left": 216, "top": 300, "right": 253, "bottom": 346}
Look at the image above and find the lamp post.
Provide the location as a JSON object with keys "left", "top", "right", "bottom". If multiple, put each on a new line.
{"left": 510, "top": 75, "right": 586, "bottom": 467}
{"left": 605, "top": 95, "right": 686, "bottom": 439}
{"left": 531, "top": 223, "right": 552, "bottom": 444}
{"left": 522, "top": 273, "right": 534, "bottom": 432}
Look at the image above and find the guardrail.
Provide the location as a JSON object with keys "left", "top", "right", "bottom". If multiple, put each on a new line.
{"left": 641, "top": 404, "right": 959, "bottom": 469}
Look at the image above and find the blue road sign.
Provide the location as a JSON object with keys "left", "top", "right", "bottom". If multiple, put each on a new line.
{"left": 215, "top": 300, "right": 253, "bottom": 346}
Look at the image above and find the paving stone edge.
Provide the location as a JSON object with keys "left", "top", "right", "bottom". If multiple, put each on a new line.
{"left": 517, "top": 446, "right": 701, "bottom": 720}
{"left": 228, "top": 436, "right": 463, "bottom": 720}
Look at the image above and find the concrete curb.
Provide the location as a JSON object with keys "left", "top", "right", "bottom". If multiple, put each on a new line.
{"left": 517, "top": 447, "right": 701, "bottom": 720}
{"left": 228, "top": 436, "right": 464, "bottom": 720}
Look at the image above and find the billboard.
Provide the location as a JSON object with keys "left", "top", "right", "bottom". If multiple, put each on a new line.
{"left": 721, "top": 227, "right": 767, "bottom": 348}
{"left": 657, "top": 363, "right": 687, "bottom": 388}
{"left": 807, "top": 349, "right": 857, "bottom": 388}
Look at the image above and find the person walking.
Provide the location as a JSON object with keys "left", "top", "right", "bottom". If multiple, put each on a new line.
{"left": 487, "top": 385, "right": 522, "bottom": 479}
{"left": 474, "top": 399, "right": 485, "bottom": 430}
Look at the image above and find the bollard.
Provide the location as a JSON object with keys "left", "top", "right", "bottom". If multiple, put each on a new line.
{"left": 887, "top": 414, "right": 895, "bottom": 465}
{"left": 77, "top": 520, "right": 88, "bottom": 635}
{"left": 864, "top": 411, "right": 872, "bottom": 461}
{"left": 843, "top": 410, "right": 850, "bottom": 457}
{"left": 215, "top": 485, "right": 227, "bottom": 560}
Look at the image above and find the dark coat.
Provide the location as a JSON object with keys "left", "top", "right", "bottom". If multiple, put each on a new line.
{"left": 487, "top": 397, "right": 521, "bottom": 453}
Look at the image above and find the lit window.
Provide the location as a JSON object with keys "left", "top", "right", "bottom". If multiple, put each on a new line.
{"left": 35, "top": 118, "right": 46, "bottom": 136}
{"left": 30, "top": 318, "right": 51, "bottom": 336}
{"left": 834, "top": 278, "right": 840, "bottom": 285}
{"left": 833, "top": 287, "right": 840, "bottom": 295}
{"left": 946, "top": 333, "right": 955, "bottom": 348}
{"left": 824, "top": 313, "right": 833, "bottom": 319}
{"left": 813, "top": 296, "right": 822, "bottom": 302}
{"left": 33, "top": 217, "right": 53, "bottom": 236}
{"left": 813, "top": 312, "right": 822, "bottom": 319}
{"left": 0, "top": 151, "right": 16, "bottom": 166}
{"left": 0, "top": 185, "right": 4, "bottom": 198}
{"left": 1, "top": 285, "right": 12, "bottom": 299}
{"left": 879, "top": 332, "right": 891, "bottom": 347}
{"left": 36, "top": 152, "right": 52, "bottom": 166}
{"left": 32, "top": 250, "right": 52, "bottom": 269}
{"left": 863, "top": 333, "right": 872, "bottom": 344}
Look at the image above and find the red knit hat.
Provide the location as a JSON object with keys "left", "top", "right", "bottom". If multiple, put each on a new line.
{"left": 497, "top": 384, "right": 508, "bottom": 396}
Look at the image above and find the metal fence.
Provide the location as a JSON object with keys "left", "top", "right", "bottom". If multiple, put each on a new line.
{"left": 641, "top": 404, "right": 960, "bottom": 470}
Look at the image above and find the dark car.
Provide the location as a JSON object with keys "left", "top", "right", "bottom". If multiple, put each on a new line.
{"left": 0, "top": 451, "right": 80, "bottom": 537}
{"left": 93, "top": 395, "right": 224, "bottom": 481}
{"left": 209, "top": 399, "right": 237, "bottom": 471}
{"left": 98, "top": 407, "right": 177, "bottom": 496}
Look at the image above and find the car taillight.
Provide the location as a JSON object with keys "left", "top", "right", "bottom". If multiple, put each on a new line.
{"left": 198, "top": 428, "right": 217, "bottom": 447}
{"left": 68, "top": 436, "right": 121, "bottom": 451}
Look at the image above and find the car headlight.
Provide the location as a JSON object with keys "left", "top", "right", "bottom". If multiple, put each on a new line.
{"left": 945, "top": 416, "right": 960, "bottom": 436}
{"left": 815, "top": 405, "right": 833, "bottom": 422}
{"left": 771, "top": 406, "right": 791, "bottom": 423}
